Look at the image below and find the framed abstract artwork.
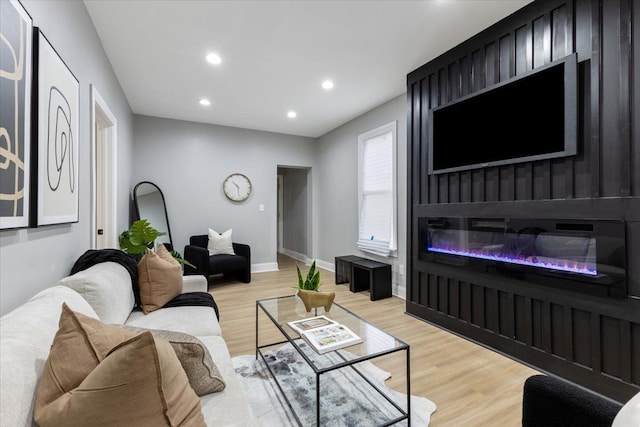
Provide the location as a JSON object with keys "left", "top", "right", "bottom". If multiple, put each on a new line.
{"left": 31, "top": 28, "right": 79, "bottom": 226}
{"left": 0, "top": 0, "right": 33, "bottom": 230}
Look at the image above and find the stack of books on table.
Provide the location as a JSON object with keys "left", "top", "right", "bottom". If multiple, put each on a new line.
{"left": 287, "top": 315, "right": 362, "bottom": 354}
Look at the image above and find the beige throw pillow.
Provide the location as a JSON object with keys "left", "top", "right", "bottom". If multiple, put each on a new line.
{"left": 138, "top": 249, "right": 183, "bottom": 314}
{"left": 34, "top": 304, "right": 206, "bottom": 427}
{"left": 207, "top": 228, "right": 235, "bottom": 255}
{"left": 124, "top": 326, "right": 226, "bottom": 395}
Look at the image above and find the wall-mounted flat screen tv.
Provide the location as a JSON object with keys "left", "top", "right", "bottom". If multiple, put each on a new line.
{"left": 428, "top": 53, "right": 578, "bottom": 175}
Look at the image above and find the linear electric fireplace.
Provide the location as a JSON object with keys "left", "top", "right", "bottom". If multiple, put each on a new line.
{"left": 418, "top": 217, "right": 627, "bottom": 297}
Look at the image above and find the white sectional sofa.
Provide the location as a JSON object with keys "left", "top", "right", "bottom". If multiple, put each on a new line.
{"left": 0, "top": 261, "right": 256, "bottom": 426}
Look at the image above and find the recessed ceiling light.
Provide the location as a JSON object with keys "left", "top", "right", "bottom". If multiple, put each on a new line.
{"left": 287, "top": 111, "right": 297, "bottom": 118}
{"left": 206, "top": 53, "right": 221, "bottom": 65}
{"left": 199, "top": 98, "right": 211, "bottom": 106}
{"left": 322, "top": 80, "right": 334, "bottom": 90}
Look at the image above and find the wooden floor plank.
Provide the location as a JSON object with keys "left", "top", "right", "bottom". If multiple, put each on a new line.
{"left": 209, "top": 254, "right": 539, "bottom": 426}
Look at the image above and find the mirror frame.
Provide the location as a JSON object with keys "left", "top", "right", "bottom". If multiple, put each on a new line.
{"left": 133, "top": 181, "right": 173, "bottom": 249}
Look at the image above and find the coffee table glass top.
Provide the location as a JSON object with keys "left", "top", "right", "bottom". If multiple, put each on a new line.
{"left": 257, "top": 295, "right": 407, "bottom": 371}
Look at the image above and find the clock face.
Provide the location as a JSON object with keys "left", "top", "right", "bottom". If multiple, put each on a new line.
{"left": 223, "top": 173, "right": 252, "bottom": 202}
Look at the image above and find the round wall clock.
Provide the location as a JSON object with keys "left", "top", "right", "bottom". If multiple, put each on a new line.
{"left": 223, "top": 173, "right": 252, "bottom": 202}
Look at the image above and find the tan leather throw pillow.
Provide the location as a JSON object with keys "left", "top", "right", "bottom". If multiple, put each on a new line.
{"left": 35, "top": 330, "right": 205, "bottom": 427}
{"left": 34, "top": 303, "right": 137, "bottom": 410}
{"left": 124, "top": 326, "right": 226, "bottom": 395}
{"left": 138, "top": 249, "right": 183, "bottom": 314}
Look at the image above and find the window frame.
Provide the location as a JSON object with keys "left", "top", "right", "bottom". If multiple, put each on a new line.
{"left": 356, "top": 121, "right": 397, "bottom": 257}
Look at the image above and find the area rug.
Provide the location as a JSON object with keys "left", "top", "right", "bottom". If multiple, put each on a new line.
{"left": 233, "top": 343, "right": 436, "bottom": 426}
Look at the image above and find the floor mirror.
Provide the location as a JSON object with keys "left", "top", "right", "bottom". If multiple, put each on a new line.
{"left": 133, "top": 181, "right": 173, "bottom": 250}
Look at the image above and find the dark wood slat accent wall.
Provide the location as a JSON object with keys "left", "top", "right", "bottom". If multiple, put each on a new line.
{"left": 406, "top": 0, "right": 639, "bottom": 402}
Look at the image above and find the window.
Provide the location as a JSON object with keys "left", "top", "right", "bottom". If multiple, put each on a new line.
{"left": 357, "top": 121, "right": 397, "bottom": 257}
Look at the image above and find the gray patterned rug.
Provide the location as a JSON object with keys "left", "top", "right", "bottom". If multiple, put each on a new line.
{"left": 233, "top": 343, "right": 436, "bottom": 426}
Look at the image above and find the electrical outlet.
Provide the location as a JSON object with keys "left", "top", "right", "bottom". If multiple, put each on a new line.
{"left": 399, "top": 264, "right": 405, "bottom": 275}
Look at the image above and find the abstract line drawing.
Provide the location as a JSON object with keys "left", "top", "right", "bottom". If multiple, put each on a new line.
{"left": 0, "top": 0, "right": 32, "bottom": 230}
{"left": 34, "top": 29, "right": 79, "bottom": 226}
{"left": 47, "top": 86, "right": 75, "bottom": 193}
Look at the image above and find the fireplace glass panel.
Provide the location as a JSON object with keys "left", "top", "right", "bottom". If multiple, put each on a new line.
{"left": 427, "top": 228, "right": 597, "bottom": 276}
{"left": 419, "top": 217, "right": 626, "bottom": 297}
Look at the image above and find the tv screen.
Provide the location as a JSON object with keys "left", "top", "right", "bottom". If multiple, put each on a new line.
{"left": 428, "top": 53, "right": 577, "bottom": 175}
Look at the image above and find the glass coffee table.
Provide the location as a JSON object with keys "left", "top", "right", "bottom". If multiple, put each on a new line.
{"left": 256, "top": 295, "right": 410, "bottom": 426}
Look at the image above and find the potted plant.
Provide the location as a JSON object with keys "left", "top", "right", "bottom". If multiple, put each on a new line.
{"left": 295, "top": 261, "right": 335, "bottom": 312}
{"left": 119, "top": 219, "right": 194, "bottom": 268}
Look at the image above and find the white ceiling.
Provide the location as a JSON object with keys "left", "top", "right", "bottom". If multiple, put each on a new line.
{"left": 84, "top": 0, "right": 532, "bottom": 138}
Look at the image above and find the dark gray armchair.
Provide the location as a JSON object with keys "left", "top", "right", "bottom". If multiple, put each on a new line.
{"left": 522, "top": 375, "right": 623, "bottom": 427}
{"left": 184, "top": 235, "right": 251, "bottom": 283}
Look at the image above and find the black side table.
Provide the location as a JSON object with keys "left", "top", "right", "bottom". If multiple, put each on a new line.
{"left": 350, "top": 259, "right": 392, "bottom": 301}
{"left": 334, "top": 255, "right": 365, "bottom": 284}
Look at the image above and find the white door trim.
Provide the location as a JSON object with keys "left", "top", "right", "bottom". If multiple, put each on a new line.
{"left": 90, "top": 85, "right": 118, "bottom": 249}
{"left": 277, "top": 174, "right": 284, "bottom": 253}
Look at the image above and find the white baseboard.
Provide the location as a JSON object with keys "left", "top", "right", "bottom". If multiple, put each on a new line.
{"left": 393, "top": 282, "right": 406, "bottom": 300}
{"left": 315, "top": 259, "right": 334, "bottom": 272}
{"left": 252, "top": 262, "right": 279, "bottom": 273}
{"left": 280, "top": 249, "right": 310, "bottom": 265}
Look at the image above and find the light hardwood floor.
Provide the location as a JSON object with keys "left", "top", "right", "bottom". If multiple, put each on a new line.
{"left": 209, "top": 254, "right": 540, "bottom": 426}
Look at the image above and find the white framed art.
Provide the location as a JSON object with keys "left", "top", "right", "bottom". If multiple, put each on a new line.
{"left": 32, "top": 28, "right": 79, "bottom": 226}
{"left": 0, "top": 0, "right": 33, "bottom": 229}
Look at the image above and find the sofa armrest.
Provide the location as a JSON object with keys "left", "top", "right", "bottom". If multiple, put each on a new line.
{"left": 184, "top": 245, "right": 209, "bottom": 276}
{"left": 181, "top": 275, "right": 208, "bottom": 293}
{"left": 522, "top": 375, "right": 622, "bottom": 427}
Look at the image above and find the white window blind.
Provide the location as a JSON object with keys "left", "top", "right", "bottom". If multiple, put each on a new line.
{"left": 357, "top": 122, "right": 397, "bottom": 257}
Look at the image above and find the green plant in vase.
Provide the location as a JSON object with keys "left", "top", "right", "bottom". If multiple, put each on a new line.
{"left": 294, "top": 261, "right": 334, "bottom": 312}
{"left": 296, "top": 260, "right": 321, "bottom": 291}
{"left": 119, "top": 219, "right": 194, "bottom": 268}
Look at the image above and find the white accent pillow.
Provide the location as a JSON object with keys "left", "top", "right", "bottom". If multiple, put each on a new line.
{"left": 208, "top": 228, "right": 235, "bottom": 255}
{"left": 612, "top": 391, "right": 640, "bottom": 427}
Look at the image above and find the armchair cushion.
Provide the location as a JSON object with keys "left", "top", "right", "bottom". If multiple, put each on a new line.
{"left": 208, "top": 254, "right": 246, "bottom": 274}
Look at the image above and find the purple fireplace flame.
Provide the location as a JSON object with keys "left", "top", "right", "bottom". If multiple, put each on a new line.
{"left": 428, "top": 244, "right": 598, "bottom": 276}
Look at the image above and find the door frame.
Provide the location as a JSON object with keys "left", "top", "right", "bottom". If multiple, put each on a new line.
{"left": 277, "top": 174, "right": 284, "bottom": 253}
{"left": 90, "top": 85, "right": 118, "bottom": 249}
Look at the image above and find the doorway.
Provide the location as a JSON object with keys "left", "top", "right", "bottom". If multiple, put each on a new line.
{"left": 276, "top": 166, "right": 311, "bottom": 263}
{"left": 90, "top": 86, "right": 117, "bottom": 249}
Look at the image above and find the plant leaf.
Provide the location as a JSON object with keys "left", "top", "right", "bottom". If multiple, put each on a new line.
{"left": 296, "top": 264, "right": 304, "bottom": 288}
{"left": 306, "top": 260, "right": 316, "bottom": 283}
{"left": 310, "top": 270, "right": 320, "bottom": 290}
{"left": 170, "top": 250, "right": 196, "bottom": 269}
{"left": 118, "top": 230, "right": 147, "bottom": 255}
{"left": 129, "top": 219, "right": 159, "bottom": 246}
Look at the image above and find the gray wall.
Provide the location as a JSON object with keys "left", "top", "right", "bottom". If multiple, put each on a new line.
{"left": 316, "top": 94, "right": 407, "bottom": 297}
{"left": 132, "top": 115, "right": 317, "bottom": 269}
{"left": 0, "top": 0, "right": 134, "bottom": 316}
{"left": 278, "top": 167, "right": 309, "bottom": 257}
